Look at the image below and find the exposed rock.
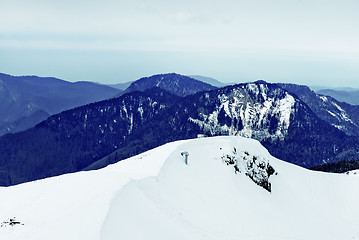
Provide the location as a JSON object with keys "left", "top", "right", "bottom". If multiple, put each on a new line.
{"left": 221, "top": 147, "right": 276, "bottom": 192}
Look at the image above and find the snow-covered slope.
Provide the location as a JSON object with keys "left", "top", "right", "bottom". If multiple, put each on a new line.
{"left": 188, "top": 82, "right": 297, "bottom": 140}
{"left": 0, "top": 136, "right": 358, "bottom": 240}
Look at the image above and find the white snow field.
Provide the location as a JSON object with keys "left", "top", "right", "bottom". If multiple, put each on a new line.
{"left": 0, "top": 136, "right": 358, "bottom": 240}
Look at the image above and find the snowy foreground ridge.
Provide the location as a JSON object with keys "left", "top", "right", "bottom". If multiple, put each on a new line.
{"left": 0, "top": 136, "right": 358, "bottom": 240}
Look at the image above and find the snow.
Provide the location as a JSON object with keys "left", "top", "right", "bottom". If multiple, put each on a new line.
{"left": 0, "top": 136, "right": 358, "bottom": 240}
{"left": 319, "top": 96, "right": 328, "bottom": 102}
{"left": 191, "top": 86, "right": 295, "bottom": 140}
{"left": 277, "top": 93, "right": 295, "bottom": 131}
{"left": 0, "top": 140, "right": 183, "bottom": 240}
{"left": 137, "top": 106, "right": 144, "bottom": 120}
{"left": 128, "top": 113, "right": 133, "bottom": 134}
{"left": 345, "top": 170, "right": 359, "bottom": 176}
{"left": 247, "top": 83, "right": 259, "bottom": 95}
{"left": 327, "top": 110, "right": 337, "bottom": 117}
{"left": 332, "top": 102, "right": 354, "bottom": 124}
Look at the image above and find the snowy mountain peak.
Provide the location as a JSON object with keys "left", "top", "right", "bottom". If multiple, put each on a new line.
{"left": 189, "top": 82, "right": 296, "bottom": 140}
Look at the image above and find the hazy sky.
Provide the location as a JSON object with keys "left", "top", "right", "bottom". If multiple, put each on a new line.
{"left": 1, "top": 0, "right": 358, "bottom": 87}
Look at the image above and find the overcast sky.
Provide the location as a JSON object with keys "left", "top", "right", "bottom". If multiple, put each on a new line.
{"left": 1, "top": 0, "right": 358, "bottom": 87}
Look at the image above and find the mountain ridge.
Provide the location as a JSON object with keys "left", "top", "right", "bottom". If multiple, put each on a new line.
{"left": 0, "top": 73, "right": 121, "bottom": 136}
{"left": 279, "top": 83, "right": 359, "bottom": 136}
{"left": 317, "top": 88, "right": 359, "bottom": 105}
{"left": 1, "top": 79, "right": 358, "bottom": 186}
{"left": 189, "top": 75, "right": 227, "bottom": 87}
{"left": 122, "top": 73, "right": 217, "bottom": 97}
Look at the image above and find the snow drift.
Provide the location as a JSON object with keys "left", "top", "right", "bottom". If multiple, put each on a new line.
{"left": 0, "top": 136, "right": 358, "bottom": 240}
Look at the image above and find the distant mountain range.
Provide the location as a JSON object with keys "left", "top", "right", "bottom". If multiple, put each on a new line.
{"left": 0, "top": 73, "right": 216, "bottom": 136}
{"left": 189, "top": 75, "right": 227, "bottom": 87}
{"left": 0, "top": 109, "right": 50, "bottom": 136}
{"left": 310, "top": 85, "right": 359, "bottom": 92}
{"left": 121, "top": 73, "right": 217, "bottom": 97}
{"left": 108, "top": 74, "right": 228, "bottom": 90}
{"left": 0, "top": 74, "right": 358, "bottom": 186}
{"left": 0, "top": 73, "right": 121, "bottom": 136}
{"left": 108, "top": 81, "right": 133, "bottom": 90}
{"left": 316, "top": 89, "right": 359, "bottom": 105}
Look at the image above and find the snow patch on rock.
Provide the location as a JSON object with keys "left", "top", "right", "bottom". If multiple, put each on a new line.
{"left": 189, "top": 83, "right": 295, "bottom": 141}
{"left": 221, "top": 147, "right": 276, "bottom": 192}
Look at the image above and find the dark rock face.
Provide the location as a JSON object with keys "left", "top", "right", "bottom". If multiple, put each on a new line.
{"left": 221, "top": 147, "right": 276, "bottom": 192}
